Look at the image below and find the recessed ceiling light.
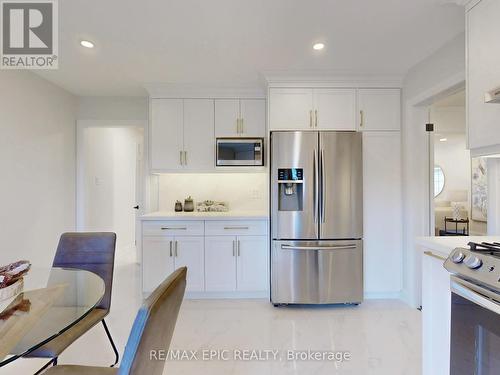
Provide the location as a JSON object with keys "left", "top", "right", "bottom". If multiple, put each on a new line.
{"left": 80, "top": 40, "right": 94, "bottom": 49}
{"left": 313, "top": 43, "right": 325, "bottom": 51}
{"left": 439, "top": 138, "right": 448, "bottom": 142}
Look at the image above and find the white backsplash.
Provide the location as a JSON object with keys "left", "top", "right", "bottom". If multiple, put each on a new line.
{"left": 157, "top": 173, "right": 268, "bottom": 212}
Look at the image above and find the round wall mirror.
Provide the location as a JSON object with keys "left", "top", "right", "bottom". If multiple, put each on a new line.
{"left": 434, "top": 166, "right": 445, "bottom": 197}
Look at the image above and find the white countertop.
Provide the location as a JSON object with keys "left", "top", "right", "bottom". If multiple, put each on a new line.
{"left": 141, "top": 211, "right": 269, "bottom": 221}
{"left": 416, "top": 236, "right": 500, "bottom": 258}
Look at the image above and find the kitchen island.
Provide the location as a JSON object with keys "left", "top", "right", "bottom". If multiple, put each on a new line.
{"left": 417, "top": 235, "right": 500, "bottom": 375}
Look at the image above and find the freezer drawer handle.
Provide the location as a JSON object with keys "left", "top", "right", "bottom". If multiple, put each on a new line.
{"left": 161, "top": 227, "right": 187, "bottom": 230}
{"left": 281, "top": 245, "right": 357, "bottom": 251}
{"left": 224, "top": 226, "right": 249, "bottom": 230}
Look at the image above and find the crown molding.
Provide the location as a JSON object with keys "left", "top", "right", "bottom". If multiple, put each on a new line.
{"left": 262, "top": 70, "right": 404, "bottom": 88}
{"left": 144, "top": 83, "right": 266, "bottom": 99}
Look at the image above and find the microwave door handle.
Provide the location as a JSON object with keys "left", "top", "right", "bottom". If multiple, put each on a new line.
{"left": 451, "top": 277, "right": 500, "bottom": 315}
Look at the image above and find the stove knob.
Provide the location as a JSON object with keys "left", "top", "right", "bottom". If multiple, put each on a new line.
{"left": 464, "top": 255, "right": 483, "bottom": 269}
{"left": 451, "top": 252, "right": 465, "bottom": 264}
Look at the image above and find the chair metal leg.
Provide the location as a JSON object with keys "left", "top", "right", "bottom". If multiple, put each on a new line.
{"left": 33, "top": 357, "right": 57, "bottom": 375}
{"left": 102, "top": 319, "right": 119, "bottom": 367}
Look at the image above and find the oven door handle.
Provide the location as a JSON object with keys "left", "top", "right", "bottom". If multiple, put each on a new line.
{"left": 451, "top": 276, "right": 500, "bottom": 315}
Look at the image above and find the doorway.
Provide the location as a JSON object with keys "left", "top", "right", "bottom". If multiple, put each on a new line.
{"left": 76, "top": 121, "right": 144, "bottom": 264}
{"left": 428, "top": 90, "right": 487, "bottom": 237}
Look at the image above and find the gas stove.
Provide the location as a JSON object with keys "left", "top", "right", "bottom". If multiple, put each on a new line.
{"left": 444, "top": 242, "right": 500, "bottom": 293}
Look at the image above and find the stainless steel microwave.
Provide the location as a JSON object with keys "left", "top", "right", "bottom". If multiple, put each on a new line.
{"left": 216, "top": 138, "right": 264, "bottom": 166}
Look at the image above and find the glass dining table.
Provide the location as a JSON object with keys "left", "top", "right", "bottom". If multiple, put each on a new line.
{"left": 0, "top": 267, "right": 105, "bottom": 367}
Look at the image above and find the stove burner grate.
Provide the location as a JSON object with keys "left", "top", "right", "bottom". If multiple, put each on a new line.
{"left": 468, "top": 242, "right": 500, "bottom": 257}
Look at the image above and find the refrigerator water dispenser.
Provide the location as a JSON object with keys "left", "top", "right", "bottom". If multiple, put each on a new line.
{"left": 277, "top": 168, "right": 303, "bottom": 211}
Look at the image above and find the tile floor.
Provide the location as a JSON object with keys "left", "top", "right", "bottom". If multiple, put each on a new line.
{"left": 3, "top": 261, "right": 422, "bottom": 374}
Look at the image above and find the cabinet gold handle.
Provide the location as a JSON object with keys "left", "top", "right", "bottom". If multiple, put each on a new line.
{"left": 224, "top": 226, "right": 249, "bottom": 230}
{"left": 175, "top": 241, "right": 178, "bottom": 257}
{"left": 184, "top": 151, "right": 187, "bottom": 165}
{"left": 237, "top": 240, "right": 241, "bottom": 256}
{"left": 424, "top": 251, "right": 446, "bottom": 261}
{"left": 315, "top": 110, "right": 318, "bottom": 128}
{"left": 169, "top": 241, "right": 173, "bottom": 257}
{"left": 360, "top": 110, "right": 364, "bottom": 128}
{"left": 179, "top": 151, "right": 183, "bottom": 165}
{"left": 309, "top": 110, "right": 313, "bottom": 128}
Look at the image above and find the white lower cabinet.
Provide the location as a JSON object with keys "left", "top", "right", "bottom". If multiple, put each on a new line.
{"left": 422, "top": 250, "right": 450, "bottom": 375}
{"left": 174, "top": 236, "right": 205, "bottom": 292}
{"left": 205, "top": 235, "right": 269, "bottom": 293}
{"left": 205, "top": 236, "right": 237, "bottom": 292}
{"left": 237, "top": 236, "right": 269, "bottom": 292}
{"left": 142, "top": 235, "right": 204, "bottom": 293}
{"left": 142, "top": 219, "right": 269, "bottom": 297}
{"left": 142, "top": 236, "right": 175, "bottom": 293}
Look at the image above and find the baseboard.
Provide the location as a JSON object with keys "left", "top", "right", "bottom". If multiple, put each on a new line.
{"left": 364, "top": 291, "right": 403, "bottom": 300}
{"left": 185, "top": 291, "right": 270, "bottom": 299}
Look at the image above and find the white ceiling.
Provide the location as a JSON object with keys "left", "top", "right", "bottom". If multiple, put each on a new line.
{"left": 36, "top": 0, "right": 466, "bottom": 96}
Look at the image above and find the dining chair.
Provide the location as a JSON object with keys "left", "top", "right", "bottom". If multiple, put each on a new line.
{"left": 26, "top": 232, "right": 118, "bottom": 371}
{"left": 43, "top": 267, "right": 187, "bottom": 375}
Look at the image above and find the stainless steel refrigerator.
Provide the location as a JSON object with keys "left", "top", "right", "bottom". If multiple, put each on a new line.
{"left": 270, "top": 131, "right": 363, "bottom": 305}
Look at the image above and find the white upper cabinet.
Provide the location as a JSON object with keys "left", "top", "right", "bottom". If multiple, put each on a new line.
{"left": 151, "top": 99, "right": 184, "bottom": 170}
{"left": 467, "top": 0, "right": 500, "bottom": 150}
{"left": 150, "top": 98, "right": 214, "bottom": 171}
{"left": 314, "top": 89, "right": 357, "bottom": 130}
{"left": 239, "top": 99, "right": 266, "bottom": 137}
{"left": 269, "top": 88, "right": 314, "bottom": 130}
{"left": 269, "top": 88, "right": 356, "bottom": 130}
{"left": 215, "top": 99, "right": 240, "bottom": 137}
{"left": 215, "top": 99, "right": 265, "bottom": 137}
{"left": 358, "top": 89, "right": 401, "bottom": 131}
{"left": 183, "top": 99, "right": 215, "bottom": 171}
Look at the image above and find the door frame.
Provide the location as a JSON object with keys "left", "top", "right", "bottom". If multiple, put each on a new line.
{"left": 402, "top": 74, "right": 465, "bottom": 308}
{"left": 76, "top": 120, "right": 148, "bottom": 263}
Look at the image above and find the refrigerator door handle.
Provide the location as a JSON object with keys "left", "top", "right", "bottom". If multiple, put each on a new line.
{"left": 313, "top": 149, "right": 319, "bottom": 223}
{"left": 281, "top": 244, "right": 357, "bottom": 251}
{"left": 320, "top": 148, "right": 326, "bottom": 223}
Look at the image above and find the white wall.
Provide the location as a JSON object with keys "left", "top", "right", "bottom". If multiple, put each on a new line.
{"left": 157, "top": 173, "right": 268, "bottom": 213}
{"left": 82, "top": 127, "right": 143, "bottom": 261}
{"left": 77, "top": 97, "right": 148, "bottom": 121}
{"left": 434, "top": 133, "right": 470, "bottom": 203}
{"left": 402, "top": 32, "right": 466, "bottom": 307}
{"left": 0, "top": 71, "right": 77, "bottom": 268}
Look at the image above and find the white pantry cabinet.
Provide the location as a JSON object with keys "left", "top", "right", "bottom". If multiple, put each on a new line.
{"left": 467, "top": 0, "right": 500, "bottom": 150}
{"left": 362, "top": 132, "right": 402, "bottom": 296}
{"left": 269, "top": 88, "right": 357, "bottom": 131}
{"left": 422, "top": 250, "right": 450, "bottom": 375}
{"left": 142, "top": 235, "right": 204, "bottom": 293}
{"left": 215, "top": 99, "right": 266, "bottom": 137}
{"left": 150, "top": 98, "right": 214, "bottom": 171}
{"left": 142, "top": 219, "right": 269, "bottom": 297}
{"left": 358, "top": 89, "right": 401, "bottom": 131}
